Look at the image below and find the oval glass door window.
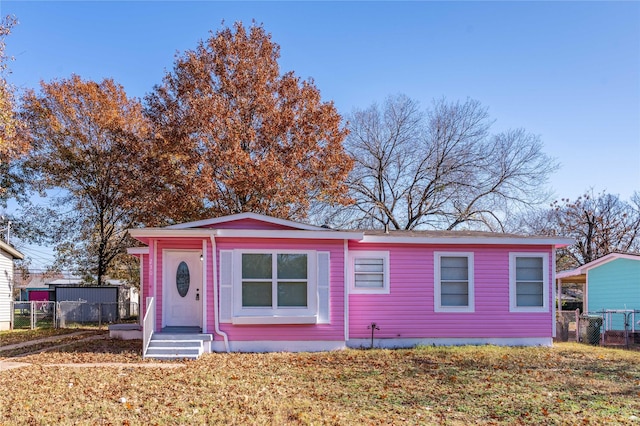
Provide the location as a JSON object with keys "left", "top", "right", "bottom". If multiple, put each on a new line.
{"left": 176, "top": 261, "right": 190, "bottom": 297}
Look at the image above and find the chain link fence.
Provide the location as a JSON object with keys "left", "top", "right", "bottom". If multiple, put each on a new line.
{"left": 578, "top": 315, "right": 603, "bottom": 345}
{"left": 11, "top": 301, "right": 138, "bottom": 329}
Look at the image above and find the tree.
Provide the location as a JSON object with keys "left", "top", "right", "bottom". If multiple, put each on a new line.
{"left": 522, "top": 191, "right": 640, "bottom": 269}
{"left": 19, "top": 75, "right": 152, "bottom": 285}
{"left": 0, "top": 15, "right": 28, "bottom": 205}
{"left": 338, "top": 94, "right": 557, "bottom": 230}
{"left": 145, "top": 21, "right": 353, "bottom": 222}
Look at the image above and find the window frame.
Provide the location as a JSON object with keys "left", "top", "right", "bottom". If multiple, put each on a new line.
{"left": 434, "top": 252, "right": 475, "bottom": 313}
{"left": 509, "top": 252, "right": 549, "bottom": 312}
{"left": 348, "top": 251, "right": 390, "bottom": 294}
{"left": 232, "top": 249, "right": 317, "bottom": 322}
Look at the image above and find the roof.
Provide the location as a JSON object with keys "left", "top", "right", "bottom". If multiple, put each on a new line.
{"left": 556, "top": 252, "right": 640, "bottom": 280}
{"left": 360, "top": 229, "right": 572, "bottom": 246}
{"left": 128, "top": 213, "right": 573, "bottom": 247}
{"left": 165, "top": 212, "right": 326, "bottom": 231}
{"left": 0, "top": 240, "right": 24, "bottom": 260}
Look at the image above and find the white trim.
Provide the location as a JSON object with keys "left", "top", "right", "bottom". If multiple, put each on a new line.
{"left": 210, "top": 340, "right": 346, "bottom": 353}
{"left": 434, "top": 252, "right": 475, "bottom": 313}
{"left": 348, "top": 250, "right": 390, "bottom": 294}
{"left": 347, "top": 337, "right": 552, "bottom": 349}
{"left": 129, "top": 229, "right": 216, "bottom": 238}
{"left": 210, "top": 237, "right": 230, "bottom": 352}
{"left": 557, "top": 253, "right": 640, "bottom": 279}
{"left": 0, "top": 240, "right": 23, "bottom": 260}
{"left": 552, "top": 247, "right": 557, "bottom": 338}
{"left": 152, "top": 241, "right": 156, "bottom": 299}
{"left": 232, "top": 249, "right": 318, "bottom": 323}
{"left": 316, "top": 251, "right": 330, "bottom": 324}
{"left": 361, "top": 235, "right": 573, "bottom": 246}
{"left": 138, "top": 252, "right": 144, "bottom": 327}
{"left": 161, "top": 249, "right": 204, "bottom": 328}
{"left": 201, "top": 240, "right": 207, "bottom": 333}
{"left": 509, "top": 252, "right": 549, "bottom": 313}
{"left": 215, "top": 229, "right": 363, "bottom": 240}
{"left": 127, "top": 247, "right": 149, "bottom": 255}
{"left": 165, "top": 212, "right": 327, "bottom": 231}
{"left": 344, "top": 240, "right": 349, "bottom": 341}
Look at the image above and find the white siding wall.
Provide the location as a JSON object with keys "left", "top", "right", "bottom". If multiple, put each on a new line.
{"left": 0, "top": 252, "right": 14, "bottom": 330}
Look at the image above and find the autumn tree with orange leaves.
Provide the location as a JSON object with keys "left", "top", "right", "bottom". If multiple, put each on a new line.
{"left": 19, "top": 75, "right": 153, "bottom": 285}
{"left": 145, "top": 21, "right": 353, "bottom": 222}
{"left": 0, "top": 16, "right": 28, "bottom": 205}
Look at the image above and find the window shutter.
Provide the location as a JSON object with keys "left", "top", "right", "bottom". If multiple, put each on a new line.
{"left": 219, "top": 250, "right": 233, "bottom": 323}
{"left": 317, "top": 251, "right": 330, "bottom": 324}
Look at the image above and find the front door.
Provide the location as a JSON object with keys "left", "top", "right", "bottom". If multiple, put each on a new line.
{"left": 163, "top": 250, "right": 203, "bottom": 328}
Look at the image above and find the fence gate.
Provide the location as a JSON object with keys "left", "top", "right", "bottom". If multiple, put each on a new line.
{"left": 10, "top": 301, "right": 57, "bottom": 330}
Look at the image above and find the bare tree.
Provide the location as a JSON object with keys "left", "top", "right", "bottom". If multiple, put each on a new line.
{"left": 522, "top": 191, "right": 640, "bottom": 268}
{"left": 337, "top": 95, "right": 556, "bottom": 230}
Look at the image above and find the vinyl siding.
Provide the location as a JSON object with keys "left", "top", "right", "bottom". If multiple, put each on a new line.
{"left": 0, "top": 253, "right": 14, "bottom": 328}
{"left": 215, "top": 238, "right": 345, "bottom": 341}
{"left": 348, "top": 242, "right": 554, "bottom": 339}
{"left": 587, "top": 258, "right": 640, "bottom": 329}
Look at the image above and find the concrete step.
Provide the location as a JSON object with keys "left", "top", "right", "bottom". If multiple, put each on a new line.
{"left": 152, "top": 333, "right": 213, "bottom": 341}
{"left": 144, "top": 352, "right": 200, "bottom": 361}
{"left": 148, "top": 340, "right": 202, "bottom": 348}
{"left": 146, "top": 346, "right": 201, "bottom": 356}
{"left": 144, "top": 333, "right": 209, "bottom": 360}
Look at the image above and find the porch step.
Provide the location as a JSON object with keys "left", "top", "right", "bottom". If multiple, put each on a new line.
{"left": 144, "top": 333, "right": 213, "bottom": 360}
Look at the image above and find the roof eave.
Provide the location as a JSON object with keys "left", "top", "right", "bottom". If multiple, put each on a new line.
{"left": 0, "top": 240, "right": 24, "bottom": 260}
{"left": 360, "top": 235, "right": 574, "bottom": 246}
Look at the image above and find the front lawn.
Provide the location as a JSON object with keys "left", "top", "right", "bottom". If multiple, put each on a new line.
{"left": 1, "top": 342, "right": 639, "bottom": 424}
{"left": 0, "top": 328, "right": 89, "bottom": 347}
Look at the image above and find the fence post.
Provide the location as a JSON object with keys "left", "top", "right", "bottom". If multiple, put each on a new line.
{"left": 98, "top": 303, "right": 102, "bottom": 328}
{"left": 575, "top": 309, "right": 580, "bottom": 342}
{"left": 30, "top": 301, "right": 35, "bottom": 329}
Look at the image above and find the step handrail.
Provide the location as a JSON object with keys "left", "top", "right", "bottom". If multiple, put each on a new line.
{"left": 142, "top": 297, "right": 155, "bottom": 358}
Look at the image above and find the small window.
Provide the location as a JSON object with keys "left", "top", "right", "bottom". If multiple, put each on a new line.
{"left": 510, "top": 253, "right": 548, "bottom": 312}
{"left": 349, "top": 251, "right": 390, "bottom": 294}
{"left": 434, "top": 252, "right": 474, "bottom": 312}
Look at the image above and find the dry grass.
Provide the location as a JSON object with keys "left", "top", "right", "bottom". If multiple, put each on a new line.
{"left": 0, "top": 328, "right": 89, "bottom": 347}
{"left": 1, "top": 338, "right": 639, "bottom": 425}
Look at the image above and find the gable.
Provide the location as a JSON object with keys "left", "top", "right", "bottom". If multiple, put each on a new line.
{"left": 165, "top": 212, "right": 325, "bottom": 231}
{"left": 588, "top": 258, "right": 640, "bottom": 286}
{"left": 199, "top": 218, "right": 303, "bottom": 231}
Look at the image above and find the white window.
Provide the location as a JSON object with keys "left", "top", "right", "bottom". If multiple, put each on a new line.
{"left": 509, "top": 253, "right": 549, "bottom": 312}
{"left": 434, "top": 252, "right": 474, "bottom": 312}
{"left": 231, "top": 250, "right": 318, "bottom": 324}
{"left": 349, "top": 251, "right": 390, "bottom": 294}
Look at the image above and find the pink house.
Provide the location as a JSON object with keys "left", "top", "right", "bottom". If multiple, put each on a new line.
{"left": 128, "top": 213, "right": 572, "bottom": 358}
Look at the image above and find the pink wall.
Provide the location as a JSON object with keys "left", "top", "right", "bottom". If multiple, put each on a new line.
{"left": 140, "top": 236, "right": 346, "bottom": 342}
{"left": 135, "top": 231, "right": 555, "bottom": 343}
{"left": 348, "top": 242, "right": 554, "bottom": 340}
{"left": 214, "top": 238, "right": 345, "bottom": 342}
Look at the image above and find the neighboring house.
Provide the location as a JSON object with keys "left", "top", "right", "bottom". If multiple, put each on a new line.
{"left": 556, "top": 253, "right": 640, "bottom": 330}
{"left": 128, "top": 212, "right": 572, "bottom": 357}
{"left": 0, "top": 240, "right": 24, "bottom": 330}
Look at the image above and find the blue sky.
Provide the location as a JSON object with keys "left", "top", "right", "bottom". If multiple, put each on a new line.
{"left": 1, "top": 1, "right": 639, "bottom": 268}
